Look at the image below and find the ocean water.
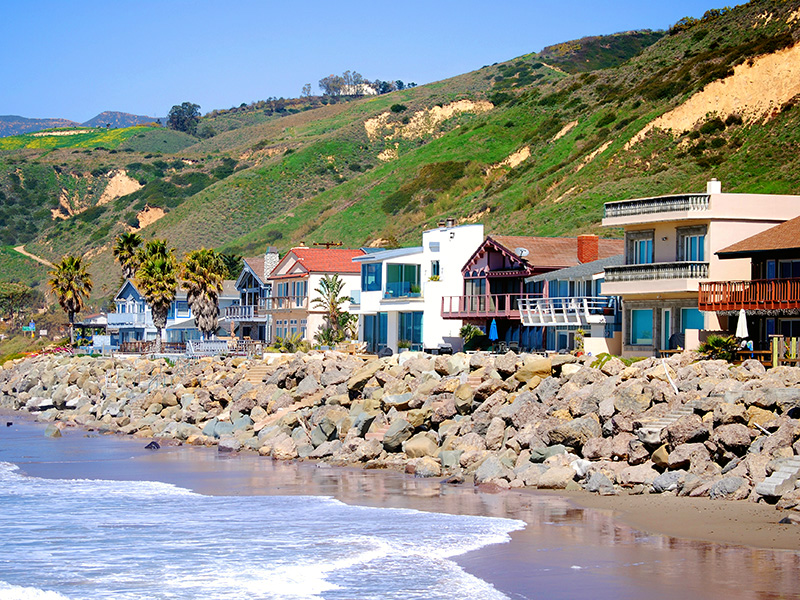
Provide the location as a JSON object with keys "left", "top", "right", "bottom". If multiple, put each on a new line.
{"left": 0, "top": 461, "right": 524, "bottom": 600}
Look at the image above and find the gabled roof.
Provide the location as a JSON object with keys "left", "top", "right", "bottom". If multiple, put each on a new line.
{"left": 270, "top": 247, "right": 366, "bottom": 279}
{"left": 717, "top": 214, "right": 800, "bottom": 258}
{"left": 490, "top": 235, "right": 624, "bottom": 269}
{"left": 243, "top": 257, "right": 266, "bottom": 283}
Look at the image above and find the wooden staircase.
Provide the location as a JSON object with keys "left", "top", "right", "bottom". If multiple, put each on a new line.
{"left": 245, "top": 363, "right": 270, "bottom": 385}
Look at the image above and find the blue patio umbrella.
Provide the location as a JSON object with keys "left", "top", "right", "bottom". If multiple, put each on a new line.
{"left": 488, "top": 319, "right": 499, "bottom": 341}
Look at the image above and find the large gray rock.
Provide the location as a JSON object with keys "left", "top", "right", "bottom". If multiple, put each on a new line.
{"left": 547, "top": 414, "right": 601, "bottom": 448}
{"left": 475, "top": 455, "right": 513, "bottom": 484}
{"left": 382, "top": 419, "right": 414, "bottom": 452}
{"left": 652, "top": 470, "right": 686, "bottom": 493}
{"left": 530, "top": 444, "right": 567, "bottom": 463}
{"left": 584, "top": 471, "right": 616, "bottom": 494}
{"left": 709, "top": 476, "right": 747, "bottom": 500}
{"left": 414, "top": 457, "right": 442, "bottom": 478}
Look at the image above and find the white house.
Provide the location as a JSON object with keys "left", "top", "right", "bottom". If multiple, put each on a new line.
{"left": 351, "top": 221, "right": 484, "bottom": 354}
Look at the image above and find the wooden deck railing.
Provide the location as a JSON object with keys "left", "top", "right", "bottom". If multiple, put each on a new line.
{"left": 605, "top": 261, "right": 708, "bottom": 282}
{"left": 441, "top": 294, "right": 541, "bottom": 319}
{"left": 699, "top": 278, "right": 800, "bottom": 312}
{"left": 604, "top": 193, "right": 709, "bottom": 219}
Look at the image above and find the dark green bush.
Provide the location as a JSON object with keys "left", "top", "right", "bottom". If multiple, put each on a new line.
{"left": 390, "top": 104, "right": 407, "bottom": 113}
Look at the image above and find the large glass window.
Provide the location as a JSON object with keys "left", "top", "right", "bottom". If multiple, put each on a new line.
{"left": 627, "top": 230, "right": 654, "bottom": 265}
{"left": 683, "top": 234, "right": 705, "bottom": 261}
{"left": 630, "top": 309, "right": 653, "bottom": 345}
{"left": 633, "top": 238, "right": 653, "bottom": 264}
{"left": 779, "top": 260, "right": 800, "bottom": 279}
{"left": 361, "top": 263, "right": 382, "bottom": 292}
{"left": 431, "top": 260, "right": 440, "bottom": 278}
{"left": 399, "top": 312, "right": 423, "bottom": 348}
{"left": 681, "top": 308, "right": 704, "bottom": 332}
{"left": 385, "top": 264, "right": 420, "bottom": 298}
{"left": 363, "top": 312, "right": 388, "bottom": 353}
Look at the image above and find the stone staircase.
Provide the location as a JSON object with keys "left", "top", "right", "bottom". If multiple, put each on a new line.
{"left": 636, "top": 405, "right": 695, "bottom": 445}
{"left": 245, "top": 363, "right": 270, "bottom": 385}
{"left": 756, "top": 456, "right": 800, "bottom": 497}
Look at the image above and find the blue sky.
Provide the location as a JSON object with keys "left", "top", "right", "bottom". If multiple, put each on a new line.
{"left": 1, "top": 0, "right": 720, "bottom": 122}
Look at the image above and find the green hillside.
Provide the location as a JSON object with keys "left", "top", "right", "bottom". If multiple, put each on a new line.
{"left": 3, "top": 0, "right": 800, "bottom": 309}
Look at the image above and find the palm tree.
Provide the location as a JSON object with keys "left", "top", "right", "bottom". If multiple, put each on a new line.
{"left": 48, "top": 255, "right": 93, "bottom": 345}
{"left": 112, "top": 232, "right": 143, "bottom": 280}
{"left": 220, "top": 252, "right": 244, "bottom": 280}
{"left": 181, "top": 248, "right": 226, "bottom": 339}
{"left": 136, "top": 240, "right": 178, "bottom": 353}
{"left": 311, "top": 274, "right": 351, "bottom": 341}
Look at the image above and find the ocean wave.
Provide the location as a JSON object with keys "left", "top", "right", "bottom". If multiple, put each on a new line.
{"left": 0, "top": 581, "right": 70, "bottom": 600}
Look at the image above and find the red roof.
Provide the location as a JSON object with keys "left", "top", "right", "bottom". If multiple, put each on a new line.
{"left": 270, "top": 247, "right": 365, "bottom": 278}
{"left": 488, "top": 235, "right": 624, "bottom": 269}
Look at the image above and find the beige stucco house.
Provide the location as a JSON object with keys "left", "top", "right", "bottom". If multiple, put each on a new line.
{"left": 601, "top": 180, "right": 800, "bottom": 356}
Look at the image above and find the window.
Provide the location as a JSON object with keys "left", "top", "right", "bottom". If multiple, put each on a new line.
{"left": 683, "top": 234, "right": 705, "bottom": 261}
{"left": 290, "top": 319, "right": 298, "bottom": 335}
{"left": 627, "top": 230, "right": 654, "bottom": 265}
{"left": 431, "top": 260, "right": 440, "bottom": 278}
{"left": 300, "top": 319, "right": 307, "bottom": 338}
{"left": 630, "top": 309, "right": 653, "bottom": 345}
{"left": 361, "top": 263, "right": 382, "bottom": 292}
{"left": 681, "top": 308, "right": 704, "bottom": 332}
{"left": 779, "top": 260, "right": 800, "bottom": 279}
{"left": 633, "top": 238, "right": 653, "bottom": 264}
{"left": 399, "top": 312, "right": 423, "bottom": 347}
{"left": 386, "top": 264, "right": 420, "bottom": 297}
{"left": 677, "top": 226, "right": 707, "bottom": 262}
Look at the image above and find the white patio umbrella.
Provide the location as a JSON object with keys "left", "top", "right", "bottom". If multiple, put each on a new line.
{"left": 735, "top": 308, "right": 749, "bottom": 339}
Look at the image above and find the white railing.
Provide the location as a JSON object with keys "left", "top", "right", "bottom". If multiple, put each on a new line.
{"left": 604, "top": 194, "right": 710, "bottom": 219}
{"left": 518, "top": 297, "right": 618, "bottom": 327}
{"left": 107, "top": 312, "right": 149, "bottom": 326}
{"left": 604, "top": 261, "right": 709, "bottom": 282}
{"left": 224, "top": 299, "right": 272, "bottom": 320}
{"left": 186, "top": 340, "right": 230, "bottom": 356}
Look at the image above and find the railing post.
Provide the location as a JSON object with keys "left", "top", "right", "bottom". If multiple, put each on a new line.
{"left": 771, "top": 335, "right": 784, "bottom": 367}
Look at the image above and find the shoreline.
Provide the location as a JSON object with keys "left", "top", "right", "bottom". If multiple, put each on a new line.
{"left": 3, "top": 412, "right": 800, "bottom": 600}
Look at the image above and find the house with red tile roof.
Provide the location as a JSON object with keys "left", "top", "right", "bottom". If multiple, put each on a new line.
{"left": 267, "top": 246, "right": 366, "bottom": 342}
{"left": 699, "top": 214, "right": 800, "bottom": 348}
{"left": 441, "top": 233, "right": 623, "bottom": 350}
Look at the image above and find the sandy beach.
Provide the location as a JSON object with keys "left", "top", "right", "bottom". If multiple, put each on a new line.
{"left": 2, "top": 411, "right": 799, "bottom": 600}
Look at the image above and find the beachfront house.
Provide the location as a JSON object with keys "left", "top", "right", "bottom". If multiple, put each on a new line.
{"left": 699, "top": 214, "right": 800, "bottom": 349}
{"left": 441, "top": 234, "right": 623, "bottom": 351}
{"left": 267, "top": 246, "right": 366, "bottom": 343}
{"left": 351, "top": 220, "right": 484, "bottom": 354}
{"left": 222, "top": 249, "right": 281, "bottom": 342}
{"left": 601, "top": 180, "right": 800, "bottom": 357}
{"left": 520, "top": 254, "right": 623, "bottom": 355}
{"left": 108, "top": 279, "right": 239, "bottom": 347}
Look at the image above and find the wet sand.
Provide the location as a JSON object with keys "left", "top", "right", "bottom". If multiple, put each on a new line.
{"left": 2, "top": 413, "right": 799, "bottom": 600}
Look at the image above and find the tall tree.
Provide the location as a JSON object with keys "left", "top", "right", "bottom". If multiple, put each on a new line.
{"left": 136, "top": 240, "right": 178, "bottom": 353}
{"left": 220, "top": 253, "right": 244, "bottom": 279}
{"left": 112, "top": 231, "right": 143, "bottom": 280}
{"left": 311, "top": 274, "right": 351, "bottom": 341}
{"left": 181, "top": 248, "right": 226, "bottom": 339}
{"left": 167, "top": 102, "right": 201, "bottom": 135}
{"left": 0, "top": 282, "right": 43, "bottom": 328}
{"left": 48, "top": 255, "right": 93, "bottom": 345}
{"left": 318, "top": 74, "right": 344, "bottom": 97}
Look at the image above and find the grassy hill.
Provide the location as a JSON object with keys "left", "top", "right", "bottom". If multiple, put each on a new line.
{"left": 3, "top": 0, "right": 800, "bottom": 308}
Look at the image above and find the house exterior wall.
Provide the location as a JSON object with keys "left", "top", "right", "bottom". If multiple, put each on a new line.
{"left": 602, "top": 183, "right": 800, "bottom": 357}
{"left": 354, "top": 223, "right": 484, "bottom": 354}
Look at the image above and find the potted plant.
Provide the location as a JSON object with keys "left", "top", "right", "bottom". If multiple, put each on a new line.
{"left": 398, "top": 339, "right": 412, "bottom": 352}
{"left": 428, "top": 275, "right": 440, "bottom": 281}
{"left": 409, "top": 284, "right": 421, "bottom": 297}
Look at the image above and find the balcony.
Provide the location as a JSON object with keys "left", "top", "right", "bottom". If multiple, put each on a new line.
{"left": 224, "top": 299, "right": 273, "bottom": 321}
{"left": 383, "top": 281, "right": 422, "bottom": 301}
{"left": 441, "top": 294, "right": 540, "bottom": 320}
{"left": 604, "top": 194, "right": 710, "bottom": 219}
{"left": 272, "top": 296, "right": 307, "bottom": 311}
{"left": 699, "top": 278, "right": 800, "bottom": 312}
{"left": 518, "top": 297, "right": 618, "bottom": 327}
{"left": 107, "top": 312, "right": 148, "bottom": 327}
{"left": 604, "top": 261, "right": 709, "bottom": 283}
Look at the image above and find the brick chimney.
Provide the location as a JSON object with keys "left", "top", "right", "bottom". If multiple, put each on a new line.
{"left": 577, "top": 234, "right": 599, "bottom": 264}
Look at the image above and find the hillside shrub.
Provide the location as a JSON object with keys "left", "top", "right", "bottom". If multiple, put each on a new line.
{"left": 596, "top": 112, "right": 617, "bottom": 128}
{"left": 699, "top": 117, "right": 726, "bottom": 135}
{"left": 390, "top": 104, "right": 407, "bottom": 113}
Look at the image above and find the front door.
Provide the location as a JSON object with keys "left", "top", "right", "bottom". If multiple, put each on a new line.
{"left": 662, "top": 309, "right": 672, "bottom": 350}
